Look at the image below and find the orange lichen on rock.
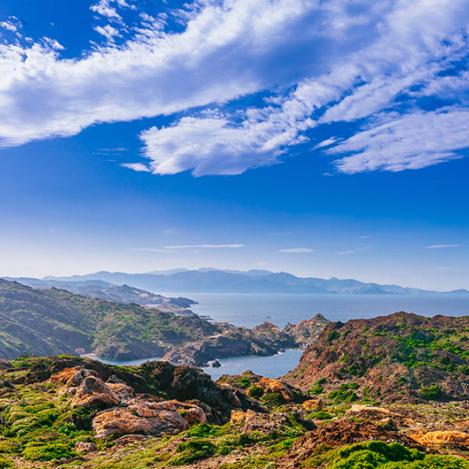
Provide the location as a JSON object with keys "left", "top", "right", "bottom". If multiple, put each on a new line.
{"left": 410, "top": 430, "right": 469, "bottom": 448}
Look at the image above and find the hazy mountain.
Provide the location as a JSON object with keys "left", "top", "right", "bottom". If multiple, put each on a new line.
{"left": 44, "top": 269, "right": 469, "bottom": 295}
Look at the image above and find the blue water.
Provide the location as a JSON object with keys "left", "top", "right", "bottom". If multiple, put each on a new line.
{"left": 95, "top": 293, "right": 469, "bottom": 379}
{"left": 183, "top": 292, "right": 469, "bottom": 328}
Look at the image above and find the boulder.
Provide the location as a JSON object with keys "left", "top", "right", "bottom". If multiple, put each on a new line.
{"left": 92, "top": 399, "right": 207, "bottom": 438}
{"left": 73, "top": 375, "right": 120, "bottom": 408}
{"left": 74, "top": 441, "right": 97, "bottom": 454}
{"left": 51, "top": 367, "right": 98, "bottom": 386}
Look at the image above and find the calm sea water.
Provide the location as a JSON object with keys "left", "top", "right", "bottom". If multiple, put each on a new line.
{"left": 182, "top": 292, "right": 469, "bottom": 328}
{"left": 96, "top": 293, "right": 469, "bottom": 379}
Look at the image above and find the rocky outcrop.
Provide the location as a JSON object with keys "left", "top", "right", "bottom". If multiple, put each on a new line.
{"left": 92, "top": 399, "right": 207, "bottom": 438}
{"left": 410, "top": 431, "right": 469, "bottom": 449}
{"left": 73, "top": 375, "right": 121, "bottom": 408}
{"left": 286, "top": 312, "right": 469, "bottom": 402}
{"left": 283, "top": 313, "right": 329, "bottom": 347}
{"left": 163, "top": 315, "right": 329, "bottom": 367}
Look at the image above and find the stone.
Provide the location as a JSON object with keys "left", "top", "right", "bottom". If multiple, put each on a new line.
{"left": 75, "top": 441, "right": 97, "bottom": 454}
{"left": 411, "top": 430, "right": 469, "bottom": 448}
{"left": 73, "top": 375, "right": 120, "bottom": 408}
{"left": 92, "top": 399, "right": 207, "bottom": 438}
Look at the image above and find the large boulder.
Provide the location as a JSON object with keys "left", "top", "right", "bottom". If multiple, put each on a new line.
{"left": 92, "top": 399, "right": 206, "bottom": 438}
{"left": 73, "top": 375, "right": 120, "bottom": 408}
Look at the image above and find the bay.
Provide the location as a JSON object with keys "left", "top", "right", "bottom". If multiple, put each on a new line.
{"left": 93, "top": 293, "right": 469, "bottom": 379}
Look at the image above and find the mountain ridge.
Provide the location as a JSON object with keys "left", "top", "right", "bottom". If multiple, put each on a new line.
{"left": 41, "top": 268, "right": 469, "bottom": 295}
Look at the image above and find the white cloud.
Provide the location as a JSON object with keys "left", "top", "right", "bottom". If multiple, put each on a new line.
{"left": 129, "top": 247, "right": 173, "bottom": 253}
{"left": 426, "top": 244, "right": 464, "bottom": 249}
{"left": 0, "top": 0, "right": 468, "bottom": 177}
{"left": 0, "top": 0, "right": 330, "bottom": 148}
{"left": 135, "top": 0, "right": 469, "bottom": 175}
{"left": 94, "top": 25, "right": 120, "bottom": 42}
{"left": 165, "top": 244, "right": 244, "bottom": 249}
{"left": 329, "top": 109, "right": 469, "bottom": 173}
{"left": 278, "top": 247, "right": 314, "bottom": 253}
{"left": 121, "top": 162, "right": 150, "bottom": 172}
{"left": 90, "top": 0, "right": 121, "bottom": 20}
{"left": 0, "top": 20, "right": 18, "bottom": 32}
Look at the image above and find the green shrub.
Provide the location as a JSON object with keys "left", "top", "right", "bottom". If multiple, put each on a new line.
{"left": 308, "top": 381, "right": 324, "bottom": 395}
{"left": 0, "top": 455, "right": 12, "bottom": 468}
{"left": 326, "top": 440, "right": 467, "bottom": 469}
{"left": 419, "top": 384, "right": 443, "bottom": 400}
{"left": 184, "top": 423, "right": 225, "bottom": 438}
{"left": 306, "top": 410, "right": 333, "bottom": 420}
{"left": 328, "top": 383, "right": 359, "bottom": 403}
{"left": 169, "top": 439, "right": 217, "bottom": 466}
{"left": 22, "top": 442, "right": 75, "bottom": 461}
{"left": 329, "top": 441, "right": 419, "bottom": 468}
{"left": 261, "top": 392, "right": 286, "bottom": 406}
{"left": 247, "top": 385, "right": 264, "bottom": 399}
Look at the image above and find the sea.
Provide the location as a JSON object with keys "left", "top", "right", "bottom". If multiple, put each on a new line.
{"left": 97, "top": 293, "right": 469, "bottom": 379}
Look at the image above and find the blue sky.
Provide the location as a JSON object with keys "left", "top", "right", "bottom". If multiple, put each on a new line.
{"left": 0, "top": 0, "right": 468, "bottom": 290}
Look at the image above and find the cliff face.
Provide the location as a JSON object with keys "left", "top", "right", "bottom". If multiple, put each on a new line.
{"left": 286, "top": 312, "right": 469, "bottom": 402}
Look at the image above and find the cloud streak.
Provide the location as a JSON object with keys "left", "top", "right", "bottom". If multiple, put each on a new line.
{"left": 165, "top": 244, "right": 244, "bottom": 249}
{"left": 278, "top": 247, "right": 314, "bottom": 253}
{"left": 426, "top": 244, "right": 464, "bottom": 249}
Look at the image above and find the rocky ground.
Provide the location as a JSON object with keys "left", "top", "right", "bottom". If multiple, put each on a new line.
{"left": 0, "top": 342, "right": 468, "bottom": 468}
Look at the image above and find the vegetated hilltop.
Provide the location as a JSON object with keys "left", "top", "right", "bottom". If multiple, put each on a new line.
{"left": 0, "top": 354, "right": 467, "bottom": 468}
{"left": 46, "top": 268, "right": 469, "bottom": 294}
{"left": 4, "top": 277, "right": 196, "bottom": 310}
{"left": 286, "top": 311, "right": 469, "bottom": 403}
{"left": 0, "top": 280, "right": 327, "bottom": 365}
{"left": 0, "top": 279, "right": 217, "bottom": 361}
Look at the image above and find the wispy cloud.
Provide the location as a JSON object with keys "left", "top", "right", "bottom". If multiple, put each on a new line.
{"left": 330, "top": 109, "right": 469, "bottom": 174}
{"left": 425, "top": 244, "right": 464, "bottom": 249}
{"left": 121, "top": 163, "right": 151, "bottom": 172}
{"left": 278, "top": 248, "right": 314, "bottom": 254}
{"left": 165, "top": 244, "right": 244, "bottom": 249}
{"left": 0, "top": 0, "right": 468, "bottom": 178}
{"left": 337, "top": 246, "right": 371, "bottom": 255}
{"left": 129, "top": 247, "right": 173, "bottom": 253}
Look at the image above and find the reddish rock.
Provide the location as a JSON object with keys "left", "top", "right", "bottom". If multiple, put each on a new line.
{"left": 92, "top": 399, "right": 207, "bottom": 438}
{"left": 74, "top": 441, "right": 97, "bottom": 454}
{"left": 73, "top": 375, "right": 120, "bottom": 408}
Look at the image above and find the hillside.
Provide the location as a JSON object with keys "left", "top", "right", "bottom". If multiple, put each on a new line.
{"left": 286, "top": 312, "right": 469, "bottom": 403}
{"left": 4, "top": 277, "right": 196, "bottom": 310}
{"left": 0, "top": 280, "right": 326, "bottom": 364}
{"left": 0, "top": 279, "right": 217, "bottom": 361}
{"left": 0, "top": 355, "right": 467, "bottom": 468}
{"left": 47, "top": 268, "right": 469, "bottom": 294}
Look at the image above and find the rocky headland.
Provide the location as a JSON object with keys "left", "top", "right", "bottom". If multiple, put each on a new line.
{"left": 0, "top": 279, "right": 329, "bottom": 366}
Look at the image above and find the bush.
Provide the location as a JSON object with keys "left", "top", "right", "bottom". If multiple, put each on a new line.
{"left": 330, "top": 441, "right": 419, "bottom": 469}
{"left": 306, "top": 410, "right": 333, "bottom": 421}
{"left": 247, "top": 385, "right": 264, "bottom": 399}
{"left": 328, "top": 383, "right": 359, "bottom": 403}
{"left": 261, "top": 392, "right": 286, "bottom": 406}
{"left": 169, "top": 439, "right": 217, "bottom": 466}
{"left": 0, "top": 455, "right": 12, "bottom": 468}
{"left": 308, "top": 381, "right": 324, "bottom": 395}
{"left": 420, "top": 384, "right": 443, "bottom": 400}
{"left": 22, "top": 442, "right": 75, "bottom": 461}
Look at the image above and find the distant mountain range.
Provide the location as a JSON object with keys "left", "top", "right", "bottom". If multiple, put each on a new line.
{"left": 33, "top": 268, "right": 469, "bottom": 295}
